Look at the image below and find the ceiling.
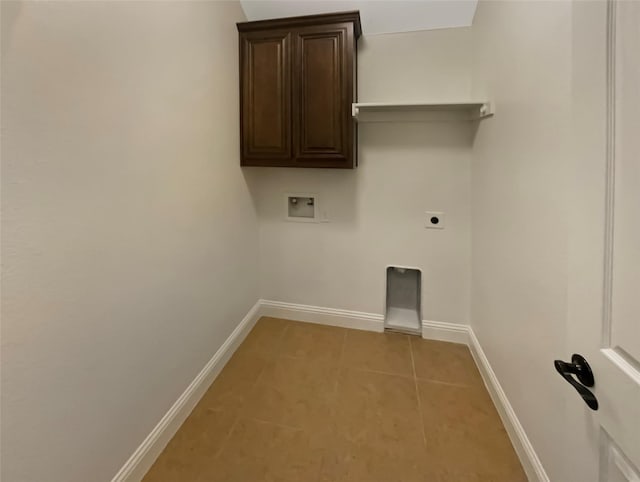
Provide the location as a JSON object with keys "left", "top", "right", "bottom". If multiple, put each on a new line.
{"left": 239, "top": 0, "right": 478, "bottom": 35}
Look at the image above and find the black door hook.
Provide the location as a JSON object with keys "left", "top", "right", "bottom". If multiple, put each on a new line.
{"left": 554, "top": 354, "right": 599, "bottom": 411}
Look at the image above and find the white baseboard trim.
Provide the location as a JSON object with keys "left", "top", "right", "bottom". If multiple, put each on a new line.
{"left": 468, "top": 328, "right": 549, "bottom": 482}
{"left": 420, "top": 319, "right": 548, "bottom": 481}
{"left": 421, "top": 319, "right": 470, "bottom": 344}
{"left": 110, "top": 300, "right": 262, "bottom": 482}
{"left": 111, "top": 298, "right": 547, "bottom": 482}
{"left": 258, "top": 301, "right": 473, "bottom": 345}
{"left": 259, "top": 299, "right": 384, "bottom": 332}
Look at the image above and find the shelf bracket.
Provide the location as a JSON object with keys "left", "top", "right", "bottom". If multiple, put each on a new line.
{"left": 352, "top": 104, "right": 360, "bottom": 120}
{"left": 478, "top": 102, "right": 494, "bottom": 118}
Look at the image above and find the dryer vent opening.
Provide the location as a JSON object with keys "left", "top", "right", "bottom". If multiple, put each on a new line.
{"left": 385, "top": 267, "right": 421, "bottom": 335}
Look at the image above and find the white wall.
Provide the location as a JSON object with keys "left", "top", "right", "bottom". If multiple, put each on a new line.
{"left": 470, "top": 1, "right": 573, "bottom": 480}
{"left": 240, "top": 0, "right": 479, "bottom": 35}
{"left": 246, "top": 28, "right": 473, "bottom": 324}
{"left": 0, "top": 2, "right": 258, "bottom": 481}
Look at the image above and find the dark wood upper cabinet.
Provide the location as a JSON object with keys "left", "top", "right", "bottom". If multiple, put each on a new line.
{"left": 238, "top": 11, "right": 361, "bottom": 168}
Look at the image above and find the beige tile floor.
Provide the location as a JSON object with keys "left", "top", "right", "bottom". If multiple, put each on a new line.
{"left": 143, "top": 317, "right": 527, "bottom": 482}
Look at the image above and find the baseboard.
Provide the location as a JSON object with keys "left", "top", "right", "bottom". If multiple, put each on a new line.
{"left": 110, "top": 300, "right": 262, "bottom": 482}
{"left": 259, "top": 299, "right": 384, "bottom": 332}
{"left": 111, "top": 298, "right": 547, "bottom": 482}
{"left": 468, "top": 328, "right": 549, "bottom": 482}
{"left": 421, "top": 320, "right": 549, "bottom": 481}
{"left": 258, "top": 301, "right": 474, "bottom": 345}
{"left": 421, "top": 319, "right": 470, "bottom": 344}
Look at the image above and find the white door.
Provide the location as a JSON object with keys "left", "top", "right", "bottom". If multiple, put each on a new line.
{"left": 567, "top": 1, "right": 640, "bottom": 481}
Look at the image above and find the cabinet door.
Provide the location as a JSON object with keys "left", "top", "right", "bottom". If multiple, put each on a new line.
{"left": 292, "top": 23, "right": 355, "bottom": 168}
{"left": 240, "top": 31, "right": 291, "bottom": 165}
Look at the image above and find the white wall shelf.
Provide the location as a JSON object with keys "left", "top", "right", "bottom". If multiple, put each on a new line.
{"left": 351, "top": 101, "right": 493, "bottom": 123}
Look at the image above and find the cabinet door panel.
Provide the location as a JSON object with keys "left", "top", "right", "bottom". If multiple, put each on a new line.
{"left": 293, "top": 24, "right": 355, "bottom": 168}
{"left": 240, "top": 32, "right": 291, "bottom": 164}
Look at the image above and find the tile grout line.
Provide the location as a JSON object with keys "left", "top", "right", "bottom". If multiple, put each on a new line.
{"left": 153, "top": 321, "right": 518, "bottom": 481}
{"left": 243, "top": 416, "right": 304, "bottom": 432}
{"left": 212, "top": 414, "right": 240, "bottom": 461}
{"left": 328, "top": 329, "right": 347, "bottom": 465}
{"left": 188, "top": 324, "right": 470, "bottom": 466}
{"left": 338, "top": 330, "right": 348, "bottom": 365}
{"left": 212, "top": 320, "right": 293, "bottom": 461}
{"left": 414, "top": 377, "right": 474, "bottom": 389}
{"left": 334, "top": 330, "right": 348, "bottom": 395}
{"left": 272, "top": 334, "right": 474, "bottom": 386}
{"left": 409, "top": 337, "right": 429, "bottom": 452}
{"left": 351, "top": 365, "right": 414, "bottom": 379}
{"left": 252, "top": 321, "right": 292, "bottom": 387}
{"left": 243, "top": 353, "right": 451, "bottom": 390}
{"left": 317, "top": 329, "right": 348, "bottom": 482}
{"left": 154, "top": 320, "right": 510, "bottom": 481}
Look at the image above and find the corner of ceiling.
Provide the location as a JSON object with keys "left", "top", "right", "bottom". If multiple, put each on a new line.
{"left": 238, "top": 1, "right": 478, "bottom": 36}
